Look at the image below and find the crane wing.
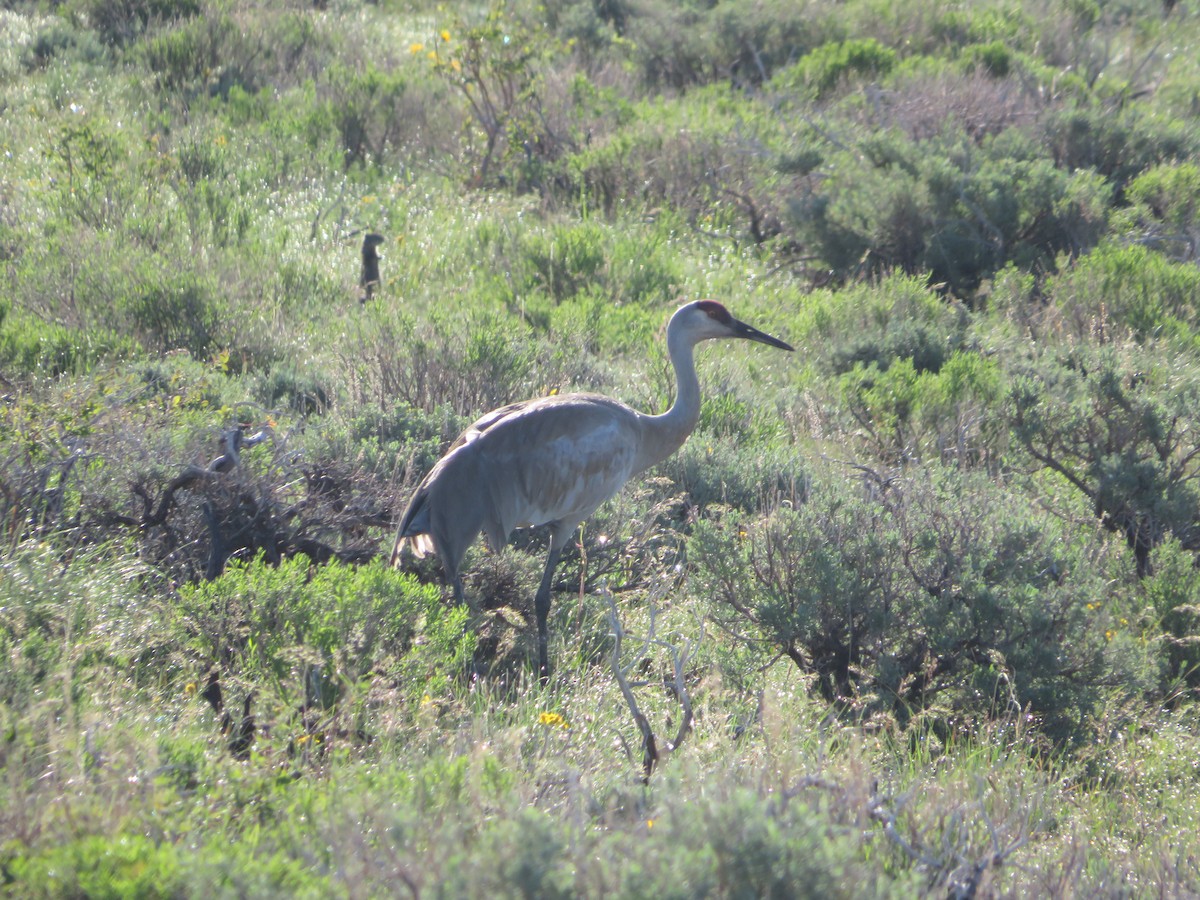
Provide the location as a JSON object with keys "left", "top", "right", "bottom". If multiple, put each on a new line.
{"left": 475, "top": 394, "right": 643, "bottom": 535}
{"left": 391, "top": 393, "right": 645, "bottom": 568}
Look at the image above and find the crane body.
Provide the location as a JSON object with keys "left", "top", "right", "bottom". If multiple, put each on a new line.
{"left": 392, "top": 300, "right": 793, "bottom": 678}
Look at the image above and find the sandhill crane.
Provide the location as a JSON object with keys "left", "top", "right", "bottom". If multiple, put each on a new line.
{"left": 391, "top": 299, "right": 793, "bottom": 678}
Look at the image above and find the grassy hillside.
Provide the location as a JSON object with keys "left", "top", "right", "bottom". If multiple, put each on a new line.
{"left": 3, "top": 0, "right": 1200, "bottom": 894}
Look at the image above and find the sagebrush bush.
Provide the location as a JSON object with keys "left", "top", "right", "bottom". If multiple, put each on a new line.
{"left": 1006, "top": 341, "right": 1200, "bottom": 577}
{"left": 692, "top": 467, "right": 1153, "bottom": 741}
{"left": 786, "top": 126, "right": 1112, "bottom": 292}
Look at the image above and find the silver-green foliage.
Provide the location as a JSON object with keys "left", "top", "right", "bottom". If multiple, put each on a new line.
{"left": 692, "top": 467, "right": 1154, "bottom": 740}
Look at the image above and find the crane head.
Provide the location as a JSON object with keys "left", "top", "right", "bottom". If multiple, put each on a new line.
{"left": 676, "top": 300, "right": 795, "bottom": 352}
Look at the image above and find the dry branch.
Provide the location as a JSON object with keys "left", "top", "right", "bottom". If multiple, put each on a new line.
{"left": 605, "top": 588, "right": 696, "bottom": 780}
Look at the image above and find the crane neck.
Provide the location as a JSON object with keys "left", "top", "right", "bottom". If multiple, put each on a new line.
{"left": 639, "top": 328, "right": 703, "bottom": 470}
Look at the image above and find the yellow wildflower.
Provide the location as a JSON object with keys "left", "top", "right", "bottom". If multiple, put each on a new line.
{"left": 539, "top": 711, "right": 569, "bottom": 729}
{"left": 440, "top": 29, "right": 452, "bottom": 42}
{"left": 409, "top": 42, "right": 424, "bottom": 54}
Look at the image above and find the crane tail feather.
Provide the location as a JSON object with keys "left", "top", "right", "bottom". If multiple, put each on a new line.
{"left": 389, "top": 532, "right": 435, "bottom": 567}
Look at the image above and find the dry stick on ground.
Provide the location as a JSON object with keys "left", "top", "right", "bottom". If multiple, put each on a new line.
{"left": 604, "top": 588, "right": 696, "bottom": 780}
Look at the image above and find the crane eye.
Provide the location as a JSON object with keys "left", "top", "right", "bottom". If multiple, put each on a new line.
{"left": 695, "top": 299, "right": 731, "bottom": 324}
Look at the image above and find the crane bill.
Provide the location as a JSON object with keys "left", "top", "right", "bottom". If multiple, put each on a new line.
{"left": 732, "top": 318, "right": 794, "bottom": 352}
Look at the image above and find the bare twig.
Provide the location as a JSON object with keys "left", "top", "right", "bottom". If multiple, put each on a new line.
{"left": 605, "top": 587, "right": 696, "bottom": 780}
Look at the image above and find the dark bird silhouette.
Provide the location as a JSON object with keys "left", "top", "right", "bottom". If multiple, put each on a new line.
{"left": 360, "top": 233, "right": 384, "bottom": 303}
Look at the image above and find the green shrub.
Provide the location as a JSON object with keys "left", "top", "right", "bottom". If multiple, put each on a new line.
{"left": 656, "top": 434, "right": 807, "bottom": 515}
{"left": 312, "top": 62, "right": 423, "bottom": 169}
{"left": 115, "top": 270, "right": 219, "bottom": 357}
{"left": 787, "top": 128, "right": 1112, "bottom": 293}
{"left": 8, "top": 834, "right": 184, "bottom": 899}
{"left": 71, "top": 0, "right": 201, "bottom": 47}
{"left": 839, "top": 350, "right": 1004, "bottom": 465}
{"left": 254, "top": 363, "right": 332, "bottom": 416}
{"left": 21, "top": 18, "right": 106, "bottom": 70}
{"left": 135, "top": 9, "right": 329, "bottom": 101}
{"left": 959, "top": 40, "right": 1013, "bottom": 77}
{"left": 1047, "top": 243, "right": 1200, "bottom": 344}
{"left": 0, "top": 544, "right": 155, "bottom": 713}
{"left": 176, "top": 557, "right": 471, "bottom": 700}
{"left": 564, "top": 85, "right": 789, "bottom": 239}
{"left": 0, "top": 308, "right": 136, "bottom": 376}
{"left": 1143, "top": 539, "right": 1200, "bottom": 686}
{"left": 347, "top": 311, "right": 550, "bottom": 417}
{"left": 612, "top": 788, "right": 884, "bottom": 898}
{"left": 692, "top": 468, "right": 1151, "bottom": 741}
{"left": 774, "top": 38, "right": 897, "bottom": 98}
{"left": 6, "top": 832, "right": 338, "bottom": 899}
{"left": 520, "top": 220, "right": 609, "bottom": 304}
{"left": 517, "top": 221, "right": 680, "bottom": 307}
{"left": 438, "top": 807, "right": 574, "bottom": 899}
{"left": 1005, "top": 342, "right": 1200, "bottom": 578}
{"left": 1041, "top": 106, "right": 1198, "bottom": 198}
{"left": 1120, "top": 162, "right": 1200, "bottom": 260}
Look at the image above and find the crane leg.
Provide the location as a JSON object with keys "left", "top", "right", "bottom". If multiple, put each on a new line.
{"left": 535, "top": 543, "right": 565, "bottom": 682}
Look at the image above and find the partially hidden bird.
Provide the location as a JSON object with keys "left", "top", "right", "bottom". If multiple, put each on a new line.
{"left": 391, "top": 299, "right": 794, "bottom": 679}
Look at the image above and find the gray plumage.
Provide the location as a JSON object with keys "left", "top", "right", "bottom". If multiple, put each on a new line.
{"left": 392, "top": 299, "right": 793, "bottom": 678}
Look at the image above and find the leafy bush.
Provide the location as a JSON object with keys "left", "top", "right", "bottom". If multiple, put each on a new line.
{"left": 135, "top": 8, "right": 330, "bottom": 102}
{"left": 959, "top": 40, "right": 1014, "bottom": 77}
{"left": 6, "top": 832, "right": 336, "bottom": 898}
{"left": 7, "top": 834, "right": 185, "bottom": 898}
{"left": 692, "top": 468, "right": 1151, "bottom": 741}
{"left": 253, "top": 363, "right": 331, "bottom": 416}
{"left": 655, "top": 432, "right": 807, "bottom": 515}
{"left": 516, "top": 220, "right": 680, "bottom": 307}
{"left": 610, "top": 788, "right": 889, "bottom": 898}
{"left": 1143, "top": 539, "right": 1200, "bottom": 687}
{"left": 346, "top": 310, "right": 553, "bottom": 416}
{"left": 71, "top": 0, "right": 201, "bottom": 47}
{"left": 775, "top": 38, "right": 897, "bottom": 99}
{"left": 1121, "top": 161, "right": 1200, "bottom": 260}
{"left": 311, "top": 62, "right": 427, "bottom": 169}
{"left": 115, "top": 270, "right": 220, "bottom": 357}
{"left": 0, "top": 306, "right": 135, "bottom": 376}
{"left": 787, "top": 127, "right": 1112, "bottom": 293}
{"left": 0, "top": 544, "right": 158, "bottom": 713}
{"left": 1005, "top": 342, "right": 1200, "bottom": 576}
{"left": 1042, "top": 105, "right": 1198, "bottom": 198}
{"left": 1047, "top": 243, "right": 1200, "bottom": 343}
{"left": 176, "top": 556, "right": 470, "bottom": 701}
{"left": 424, "top": 5, "right": 562, "bottom": 189}
{"left": 839, "top": 350, "right": 1003, "bottom": 465}
{"left": 565, "top": 85, "right": 792, "bottom": 241}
